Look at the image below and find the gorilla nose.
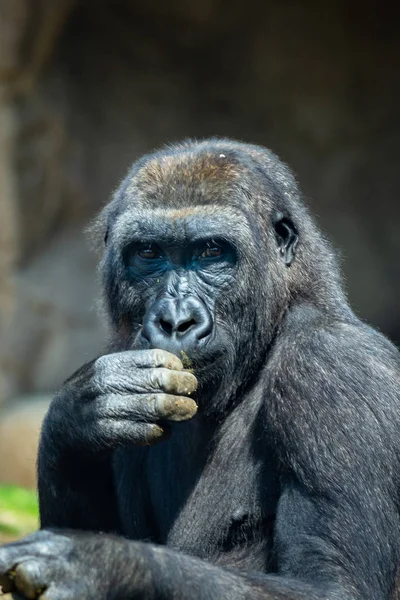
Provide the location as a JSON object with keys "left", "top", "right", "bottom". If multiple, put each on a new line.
{"left": 159, "top": 315, "right": 196, "bottom": 337}
{"left": 143, "top": 296, "right": 212, "bottom": 353}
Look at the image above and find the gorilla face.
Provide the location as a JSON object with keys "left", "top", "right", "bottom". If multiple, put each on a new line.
{"left": 122, "top": 222, "right": 238, "bottom": 365}
{"left": 99, "top": 142, "right": 299, "bottom": 412}
{"left": 124, "top": 237, "right": 235, "bottom": 354}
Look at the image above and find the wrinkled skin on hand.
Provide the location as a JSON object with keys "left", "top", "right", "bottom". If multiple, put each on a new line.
{"left": 48, "top": 348, "right": 198, "bottom": 451}
{"left": 0, "top": 530, "right": 155, "bottom": 600}
{"left": 0, "top": 530, "right": 107, "bottom": 600}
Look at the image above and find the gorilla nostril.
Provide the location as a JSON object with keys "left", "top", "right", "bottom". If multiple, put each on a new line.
{"left": 146, "top": 296, "right": 212, "bottom": 347}
{"left": 177, "top": 319, "right": 196, "bottom": 334}
{"left": 159, "top": 318, "right": 197, "bottom": 336}
{"left": 160, "top": 319, "right": 173, "bottom": 336}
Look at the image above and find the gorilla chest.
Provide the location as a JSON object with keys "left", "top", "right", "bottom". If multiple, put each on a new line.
{"left": 115, "top": 410, "right": 279, "bottom": 568}
{"left": 150, "top": 430, "right": 277, "bottom": 565}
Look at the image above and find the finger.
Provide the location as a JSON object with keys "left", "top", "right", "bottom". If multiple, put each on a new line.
{"left": 0, "top": 555, "right": 40, "bottom": 596}
{"left": 96, "top": 349, "right": 184, "bottom": 373}
{"left": 98, "top": 367, "right": 198, "bottom": 397}
{"left": 93, "top": 393, "right": 198, "bottom": 423}
{"left": 147, "top": 368, "right": 198, "bottom": 396}
{"left": 97, "top": 420, "right": 170, "bottom": 447}
{"left": 13, "top": 559, "right": 50, "bottom": 600}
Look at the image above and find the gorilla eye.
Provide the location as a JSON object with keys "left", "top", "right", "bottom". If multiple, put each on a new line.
{"left": 200, "top": 241, "right": 224, "bottom": 259}
{"left": 137, "top": 244, "right": 162, "bottom": 259}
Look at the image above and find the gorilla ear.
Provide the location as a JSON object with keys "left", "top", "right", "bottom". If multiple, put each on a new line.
{"left": 273, "top": 215, "right": 299, "bottom": 266}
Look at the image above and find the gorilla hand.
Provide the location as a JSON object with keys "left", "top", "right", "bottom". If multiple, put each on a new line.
{"left": 0, "top": 529, "right": 140, "bottom": 600}
{"left": 45, "top": 349, "right": 198, "bottom": 452}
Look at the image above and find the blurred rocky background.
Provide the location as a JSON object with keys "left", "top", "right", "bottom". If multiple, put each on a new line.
{"left": 0, "top": 0, "right": 399, "bottom": 487}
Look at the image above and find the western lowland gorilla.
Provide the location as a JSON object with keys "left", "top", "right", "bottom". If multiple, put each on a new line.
{"left": 1, "top": 139, "right": 400, "bottom": 600}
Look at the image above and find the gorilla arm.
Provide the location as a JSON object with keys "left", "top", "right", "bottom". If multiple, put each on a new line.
{"left": 38, "top": 361, "right": 119, "bottom": 532}
{"left": 0, "top": 530, "right": 327, "bottom": 600}
{"left": 37, "top": 349, "right": 198, "bottom": 531}
{"left": 266, "top": 313, "right": 400, "bottom": 600}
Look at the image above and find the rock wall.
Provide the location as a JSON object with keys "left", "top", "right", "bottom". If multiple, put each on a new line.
{"left": 1, "top": 0, "right": 399, "bottom": 408}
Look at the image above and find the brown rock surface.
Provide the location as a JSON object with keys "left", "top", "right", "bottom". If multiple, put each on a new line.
{"left": 0, "top": 396, "right": 51, "bottom": 488}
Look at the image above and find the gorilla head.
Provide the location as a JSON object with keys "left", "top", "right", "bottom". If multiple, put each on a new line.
{"left": 96, "top": 139, "right": 345, "bottom": 414}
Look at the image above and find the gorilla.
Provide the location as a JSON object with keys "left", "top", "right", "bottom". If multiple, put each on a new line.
{"left": 1, "top": 139, "right": 400, "bottom": 600}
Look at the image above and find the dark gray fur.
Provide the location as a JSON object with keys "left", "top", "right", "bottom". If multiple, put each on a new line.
{"left": 0, "top": 139, "right": 399, "bottom": 600}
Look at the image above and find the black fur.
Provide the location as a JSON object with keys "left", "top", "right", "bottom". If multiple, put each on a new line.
{"left": 1, "top": 139, "right": 399, "bottom": 600}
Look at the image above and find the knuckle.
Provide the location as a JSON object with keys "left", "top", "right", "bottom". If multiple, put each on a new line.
{"left": 153, "top": 393, "right": 170, "bottom": 415}
{"left": 16, "top": 559, "right": 41, "bottom": 577}
{"left": 157, "top": 368, "right": 178, "bottom": 392}
{"left": 94, "top": 354, "right": 125, "bottom": 385}
{"left": 153, "top": 349, "right": 183, "bottom": 370}
{"left": 148, "top": 368, "right": 164, "bottom": 390}
{"left": 149, "top": 348, "right": 165, "bottom": 363}
{"left": 93, "top": 357, "right": 111, "bottom": 388}
{"left": 122, "top": 349, "right": 158, "bottom": 368}
{"left": 93, "top": 354, "right": 111, "bottom": 371}
{"left": 153, "top": 368, "right": 197, "bottom": 394}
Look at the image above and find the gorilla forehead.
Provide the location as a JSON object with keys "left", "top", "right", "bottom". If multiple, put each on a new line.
{"left": 118, "top": 138, "right": 284, "bottom": 213}
{"left": 137, "top": 149, "right": 240, "bottom": 190}
{"left": 129, "top": 155, "right": 243, "bottom": 211}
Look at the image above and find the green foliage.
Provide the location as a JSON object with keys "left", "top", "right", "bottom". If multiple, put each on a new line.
{"left": 0, "top": 485, "right": 39, "bottom": 541}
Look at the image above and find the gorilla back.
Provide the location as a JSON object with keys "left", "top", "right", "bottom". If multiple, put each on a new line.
{"left": 1, "top": 139, "right": 400, "bottom": 600}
